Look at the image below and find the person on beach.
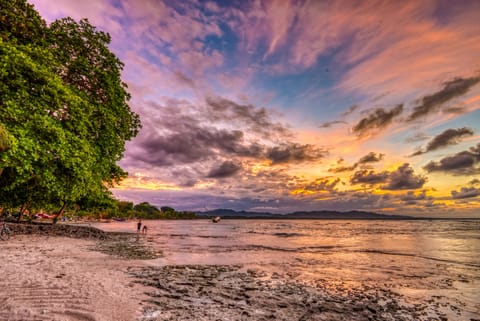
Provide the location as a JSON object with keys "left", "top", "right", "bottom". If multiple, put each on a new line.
{"left": 137, "top": 219, "right": 142, "bottom": 233}
{"left": 142, "top": 225, "right": 147, "bottom": 234}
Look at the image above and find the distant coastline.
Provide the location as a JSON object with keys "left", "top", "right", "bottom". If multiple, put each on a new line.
{"left": 197, "top": 209, "right": 480, "bottom": 220}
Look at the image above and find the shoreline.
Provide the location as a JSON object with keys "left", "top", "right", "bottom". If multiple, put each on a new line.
{"left": 1, "top": 225, "right": 478, "bottom": 321}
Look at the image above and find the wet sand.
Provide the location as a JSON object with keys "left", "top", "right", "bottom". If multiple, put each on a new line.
{"left": 130, "top": 265, "right": 467, "bottom": 321}
{"left": 1, "top": 232, "right": 477, "bottom": 321}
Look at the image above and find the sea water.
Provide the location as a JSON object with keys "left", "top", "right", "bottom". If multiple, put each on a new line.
{"left": 94, "top": 219, "right": 480, "bottom": 319}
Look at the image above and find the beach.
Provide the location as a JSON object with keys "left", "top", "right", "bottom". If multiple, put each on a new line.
{"left": 0, "top": 234, "right": 149, "bottom": 321}
{"left": 1, "top": 220, "right": 479, "bottom": 321}
{"left": 0, "top": 234, "right": 448, "bottom": 321}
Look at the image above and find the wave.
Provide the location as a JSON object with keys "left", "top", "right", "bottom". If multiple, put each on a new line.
{"left": 167, "top": 234, "right": 229, "bottom": 239}
{"left": 200, "top": 244, "right": 480, "bottom": 268}
{"left": 355, "top": 249, "right": 480, "bottom": 268}
{"left": 272, "top": 232, "right": 305, "bottom": 237}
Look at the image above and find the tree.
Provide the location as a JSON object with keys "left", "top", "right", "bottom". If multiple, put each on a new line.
{"left": 0, "top": 0, "right": 47, "bottom": 46}
{"left": 0, "top": 38, "right": 95, "bottom": 218}
{"left": 117, "top": 201, "right": 134, "bottom": 213}
{"left": 134, "top": 202, "right": 160, "bottom": 218}
{"left": 161, "top": 206, "right": 175, "bottom": 213}
{"left": 48, "top": 18, "right": 141, "bottom": 187}
{"left": 0, "top": 124, "right": 10, "bottom": 176}
{"left": 0, "top": 0, "right": 140, "bottom": 220}
{"left": 0, "top": 124, "right": 9, "bottom": 152}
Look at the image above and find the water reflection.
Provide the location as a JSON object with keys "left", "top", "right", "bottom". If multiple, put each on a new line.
{"left": 94, "top": 219, "right": 480, "bottom": 316}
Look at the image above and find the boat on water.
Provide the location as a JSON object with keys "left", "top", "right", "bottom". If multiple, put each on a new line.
{"left": 212, "top": 216, "right": 221, "bottom": 223}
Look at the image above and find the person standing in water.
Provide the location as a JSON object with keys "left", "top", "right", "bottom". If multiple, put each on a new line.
{"left": 137, "top": 219, "right": 142, "bottom": 233}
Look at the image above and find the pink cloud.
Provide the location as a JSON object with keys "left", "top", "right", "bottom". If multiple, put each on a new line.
{"left": 29, "top": 0, "right": 123, "bottom": 34}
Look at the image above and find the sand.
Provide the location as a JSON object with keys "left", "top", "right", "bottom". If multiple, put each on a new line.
{"left": 1, "top": 232, "right": 477, "bottom": 321}
{"left": 0, "top": 235, "right": 148, "bottom": 321}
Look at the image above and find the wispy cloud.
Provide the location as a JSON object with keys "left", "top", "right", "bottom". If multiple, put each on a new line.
{"left": 410, "top": 127, "right": 474, "bottom": 156}
{"left": 352, "top": 104, "right": 403, "bottom": 136}
{"left": 407, "top": 77, "right": 480, "bottom": 122}
{"left": 329, "top": 152, "right": 384, "bottom": 173}
{"left": 319, "top": 120, "right": 347, "bottom": 128}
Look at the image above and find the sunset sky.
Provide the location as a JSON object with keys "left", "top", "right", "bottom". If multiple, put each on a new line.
{"left": 29, "top": 0, "right": 480, "bottom": 217}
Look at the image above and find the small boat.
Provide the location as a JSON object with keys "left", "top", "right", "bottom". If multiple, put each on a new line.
{"left": 212, "top": 216, "right": 221, "bottom": 223}
{"left": 112, "top": 217, "right": 126, "bottom": 222}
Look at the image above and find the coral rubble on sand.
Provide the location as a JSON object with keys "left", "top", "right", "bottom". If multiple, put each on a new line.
{"left": 129, "top": 265, "right": 458, "bottom": 321}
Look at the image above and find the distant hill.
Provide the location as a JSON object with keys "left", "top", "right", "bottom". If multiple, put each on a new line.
{"left": 197, "top": 209, "right": 414, "bottom": 220}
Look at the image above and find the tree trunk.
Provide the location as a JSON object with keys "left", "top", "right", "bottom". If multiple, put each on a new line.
{"left": 53, "top": 201, "right": 68, "bottom": 224}
{"left": 16, "top": 203, "right": 27, "bottom": 222}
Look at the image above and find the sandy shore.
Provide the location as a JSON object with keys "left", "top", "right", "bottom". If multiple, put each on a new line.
{"left": 1, "top": 231, "right": 476, "bottom": 321}
{"left": 0, "top": 234, "right": 149, "bottom": 321}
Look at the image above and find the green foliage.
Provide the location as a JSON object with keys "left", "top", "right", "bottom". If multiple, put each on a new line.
{"left": 133, "top": 202, "right": 161, "bottom": 218}
{"left": 0, "top": 124, "right": 10, "bottom": 152}
{"left": 114, "top": 201, "right": 197, "bottom": 219}
{"left": 160, "top": 206, "right": 175, "bottom": 213}
{"left": 48, "top": 18, "right": 141, "bottom": 186}
{"left": 117, "top": 201, "right": 134, "bottom": 213}
{"left": 0, "top": 0, "right": 140, "bottom": 216}
{"left": 0, "top": 0, "right": 47, "bottom": 45}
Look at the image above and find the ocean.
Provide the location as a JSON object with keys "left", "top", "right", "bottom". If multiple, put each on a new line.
{"left": 94, "top": 219, "right": 480, "bottom": 320}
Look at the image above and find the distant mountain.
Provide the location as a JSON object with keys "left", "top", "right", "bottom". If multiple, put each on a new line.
{"left": 197, "top": 209, "right": 413, "bottom": 220}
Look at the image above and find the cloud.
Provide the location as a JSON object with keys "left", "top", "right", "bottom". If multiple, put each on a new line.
{"left": 407, "top": 76, "right": 480, "bottom": 122}
{"left": 423, "top": 143, "right": 480, "bottom": 175}
{"left": 319, "top": 120, "right": 347, "bottom": 128}
{"left": 328, "top": 165, "right": 356, "bottom": 173}
{"left": 405, "top": 132, "right": 429, "bottom": 143}
{"left": 357, "top": 152, "right": 385, "bottom": 164}
{"left": 341, "top": 105, "right": 359, "bottom": 116}
{"left": 350, "top": 163, "right": 426, "bottom": 190}
{"left": 383, "top": 163, "right": 427, "bottom": 190}
{"left": 329, "top": 152, "right": 384, "bottom": 173}
{"left": 123, "top": 96, "right": 327, "bottom": 181}
{"left": 132, "top": 124, "right": 262, "bottom": 167}
{"left": 173, "top": 71, "right": 196, "bottom": 89}
{"left": 205, "top": 96, "right": 289, "bottom": 139}
{"left": 451, "top": 187, "right": 480, "bottom": 199}
{"left": 28, "top": 0, "right": 123, "bottom": 32}
{"left": 266, "top": 143, "right": 327, "bottom": 165}
{"left": 299, "top": 177, "right": 341, "bottom": 194}
{"left": 351, "top": 169, "right": 389, "bottom": 185}
{"left": 411, "top": 127, "right": 474, "bottom": 156}
{"left": 337, "top": 0, "right": 480, "bottom": 104}
{"left": 352, "top": 104, "right": 403, "bottom": 136}
{"left": 400, "top": 190, "right": 432, "bottom": 205}
{"left": 469, "top": 178, "right": 480, "bottom": 186}
{"left": 207, "top": 161, "right": 242, "bottom": 178}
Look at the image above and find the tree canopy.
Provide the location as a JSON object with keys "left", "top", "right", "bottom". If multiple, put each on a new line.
{"left": 0, "top": 124, "right": 9, "bottom": 152}
{"left": 0, "top": 0, "right": 140, "bottom": 217}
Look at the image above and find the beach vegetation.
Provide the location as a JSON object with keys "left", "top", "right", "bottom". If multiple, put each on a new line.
{"left": 67, "top": 201, "right": 197, "bottom": 220}
{"left": 0, "top": 0, "right": 140, "bottom": 221}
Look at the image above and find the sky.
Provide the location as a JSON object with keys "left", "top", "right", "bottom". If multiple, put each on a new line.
{"left": 29, "top": 0, "right": 480, "bottom": 217}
